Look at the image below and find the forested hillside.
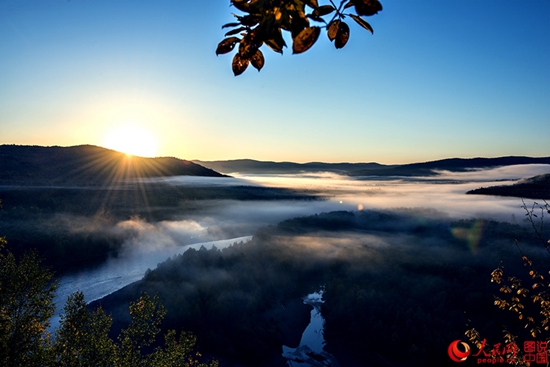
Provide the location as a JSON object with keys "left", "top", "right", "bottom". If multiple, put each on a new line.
{"left": 91, "top": 209, "right": 543, "bottom": 366}
{"left": 0, "top": 145, "right": 224, "bottom": 186}
{"left": 467, "top": 173, "right": 550, "bottom": 200}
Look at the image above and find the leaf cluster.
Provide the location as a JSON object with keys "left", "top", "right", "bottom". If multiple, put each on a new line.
{"left": 466, "top": 256, "right": 550, "bottom": 365}
{"left": 466, "top": 201, "right": 550, "bottom": 366}
{"left": 490, "top": 256, "right": 548, "bottom": 339}
{"left": 216, "top": 0, "right": 382, "bottom": 75}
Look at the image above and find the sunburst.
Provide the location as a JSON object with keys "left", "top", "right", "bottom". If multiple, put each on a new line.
{"left": 103, "top": 125, "right": 158, "bottom": 157}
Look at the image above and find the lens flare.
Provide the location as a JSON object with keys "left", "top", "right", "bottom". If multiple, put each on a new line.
{"left": 451, "top": 220, "right": 484, "bottom": 253}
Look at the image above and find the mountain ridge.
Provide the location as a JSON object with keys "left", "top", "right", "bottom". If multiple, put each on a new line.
{"left": 194, "top": 156, "right": 550, "bottom": 176}
{"left": 0, "top": 144, "right": 225, "bottom": 185}
{"left": 192, "top": 158, "right": 385, "bottom": 174}
{"left": 2, "top": 144, "right": 549, "bottom": 185}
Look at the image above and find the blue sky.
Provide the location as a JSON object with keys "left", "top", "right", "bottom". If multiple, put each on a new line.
{"left": 1, "top": 0, "right": 549, "bottom": 164}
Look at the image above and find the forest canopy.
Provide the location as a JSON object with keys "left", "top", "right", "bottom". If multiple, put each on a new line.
{"left": 91, "top": 209, "right": 547, "bottom": 366}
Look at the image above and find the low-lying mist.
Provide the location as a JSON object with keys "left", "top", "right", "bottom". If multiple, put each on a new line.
{"left": 87, "top": 164, "right": 548, "bottom": 366}
{"left": 3, "top": 163, "right": 549, "bottom": 365}
{"left": 3, "top": 164, "right": 547, "bottom": 291}
{"left": 91, "top": 207, "right": 549, "bottom": 366}
{"left": 232, "top": 163, "right": 550, "bottom": 221}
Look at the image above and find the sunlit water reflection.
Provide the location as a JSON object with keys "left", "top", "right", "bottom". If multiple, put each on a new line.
{"left": 283, "top": 292, "right": 340, "bottom": 367}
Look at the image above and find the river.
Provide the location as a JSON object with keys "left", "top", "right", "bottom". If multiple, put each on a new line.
{"left": 283, "top": 291, "right": 341, "bottom": 367}
{"left": 51, "top": 236, "right": 252, "bottom": 330}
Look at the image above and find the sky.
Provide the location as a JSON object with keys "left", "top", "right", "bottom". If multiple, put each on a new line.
{"left": 1, "top": 0, "right": 549, "bottom": 164}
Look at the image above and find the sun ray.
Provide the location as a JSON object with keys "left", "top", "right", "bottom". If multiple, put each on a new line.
{"left": 41, "top": 140, "right": 209, "bottom": 225}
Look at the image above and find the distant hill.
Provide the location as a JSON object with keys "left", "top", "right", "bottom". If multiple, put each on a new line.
{"left": 466, "top": 173, "right": 550, "bottom": 200}
{"left": 194, "top": 156, "right": 550, "bottom": 176}
{"left": 192, "top": 159, "right": 384, "bottom": 174}
{"left": 0, "top": 145, "right": 224, "bottom": 185}
{"left": 348, "top": 156, "right": 550, "bottom": 177}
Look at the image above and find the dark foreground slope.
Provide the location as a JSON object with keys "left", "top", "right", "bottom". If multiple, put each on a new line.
{"left": 0, "top": 144, "right": 224, "bottom": 185}
{"left": 91, "top": 209, "right": 544, "bottom": 367}
{"left": 467, "top": 173, "right": 550, "bottom": 200}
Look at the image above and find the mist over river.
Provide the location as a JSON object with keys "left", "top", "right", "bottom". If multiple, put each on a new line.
{"left": 51, "top": 236, "right": 252, "bottom": 330}
{"left": 48, "top": 164, "right": 549, "bottom": 361}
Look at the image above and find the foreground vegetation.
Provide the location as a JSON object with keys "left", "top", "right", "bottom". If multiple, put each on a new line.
{"left": 0, "top": 236, "right": 217, "bottom": 367}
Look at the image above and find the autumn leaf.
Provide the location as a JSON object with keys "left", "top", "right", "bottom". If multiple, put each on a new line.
{"left": 350, "top": 14, "right": 374, "bottom": 34}
{"left": 327, "top": 19, "right": 340, "bottom": 41}
{"left": 335, "top": 22, "right": 350, "bottom": 49}
{"left": 231, "top": 0, "right": 251, "bottom": 12}
{"left": 251, "top": 49, "right": 265, "bottom": 71}
{"left": 313, "top": 5, "right": 335, "bottom": 17}
{"left": 232, "top": 53, "right": 250, "bottom": 76}
{"left": 292, "top": 26, "right": 321, "bottom": 54}
{"left": 222, "top": 22, "right": 241, "bottom": 29}
{"left": 225, "top": 26, "right": 248, "bottom": 36}
{"left": 304, "top": 0, "right": 319, "bottom": 9}
{"left": 216, "top": 37, "right": 240, "bottom": 55}
{"left": 238, "top": 38, "right": 259, "bottom": 59}
{"left": 354, "top": 0, "right": 383, "bottom": 16}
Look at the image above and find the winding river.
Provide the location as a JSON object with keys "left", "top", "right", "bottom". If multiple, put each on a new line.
{"left": 50, "top": 236, "right": 252, "bottom": 330}
{"left": 283, "top": 292, "right": 340, "bottom": 367}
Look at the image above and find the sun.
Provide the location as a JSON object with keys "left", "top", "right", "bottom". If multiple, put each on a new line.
{"left": 103, "top": 125, "right": 158, "bottom": 157}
